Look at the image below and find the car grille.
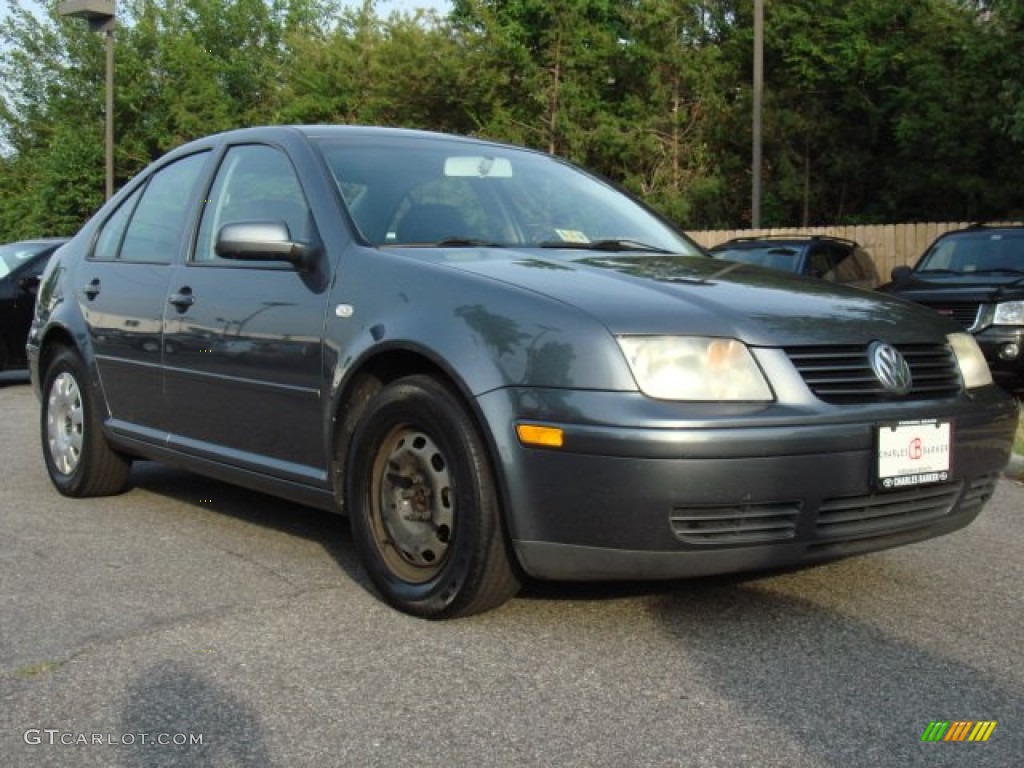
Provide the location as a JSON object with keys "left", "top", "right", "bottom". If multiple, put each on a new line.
{"left": 670, "top": 502, "right": 801, "bottom": 545}
{"left": 785, "top": 343, "right": 962, "bottom": 402}
{"left": 814, "top": 477, "right": 999, "bottom": 542}
{"left": 922, "top": 301, "right": 982, "bottom": 330}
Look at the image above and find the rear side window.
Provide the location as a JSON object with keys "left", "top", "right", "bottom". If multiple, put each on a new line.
{"left": 114, "top": 152, "right": 209, "bottom": 263}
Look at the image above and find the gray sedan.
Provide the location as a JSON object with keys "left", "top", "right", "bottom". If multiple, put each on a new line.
{"left": 28, "top": 126, "right": 1018, "bottom": 618}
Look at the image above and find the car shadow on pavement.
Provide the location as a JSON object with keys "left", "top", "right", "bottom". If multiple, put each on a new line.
{"left": 118, "top": 659, "right": 270, "bottom": 767}
{"left": 127, "top": 461, "right": 371, "bottom": 591}
{"left": 516, "top": 565, "right": 821, "bottom": 603}
{"left": 642, "top": 571, "right": 1024, "bottom": 767}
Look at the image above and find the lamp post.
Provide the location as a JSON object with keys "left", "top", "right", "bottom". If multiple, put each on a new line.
{"left": 752, "top": 0, "right": 763, "bottom": 229}
{"left": 58, "top": 1, "right": 116, "bottom": 200}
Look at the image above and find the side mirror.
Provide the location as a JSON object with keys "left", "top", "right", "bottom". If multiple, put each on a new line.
{"left": 215, "top": 221, "right": 319, "bottom": 270}
{"left": 890, "top": 265, "right": 914, "bottom": 284}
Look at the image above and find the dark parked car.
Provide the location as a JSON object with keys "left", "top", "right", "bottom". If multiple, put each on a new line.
{"left": 881, "top": 224, "right": 1024, "bottom": 392}
{"left": 709, "top": 234, "right": 880, "bottom": 289}
{"left": 28, "top": 127, "right": 1018, "bottom": 618}
{"left": 0, "top": 238, "right": 67, "bottom": 370}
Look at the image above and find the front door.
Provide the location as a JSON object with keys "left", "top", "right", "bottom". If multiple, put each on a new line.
{"left": 161, "top": 143, "right": 330, "bottom": 486}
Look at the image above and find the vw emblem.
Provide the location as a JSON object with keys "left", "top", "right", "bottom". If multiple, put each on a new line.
{"left": 868, "top": 341, "right": 912, "bottom": 395}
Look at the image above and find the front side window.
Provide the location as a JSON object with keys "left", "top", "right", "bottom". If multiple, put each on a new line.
{"left": 118, "top": 152, "right": 209, "bottom": 263}
{"left": 195, "top": 144, "right": 312, "bottom": 263}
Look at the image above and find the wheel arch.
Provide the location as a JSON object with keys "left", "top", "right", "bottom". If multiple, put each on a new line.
{"left": 37, "top": 325, "right": 79, "bottom": 381}
{"left": 329, "top": 345, "right": 517, "bottom": 545}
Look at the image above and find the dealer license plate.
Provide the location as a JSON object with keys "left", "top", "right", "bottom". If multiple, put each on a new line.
{"left": 876, "top": 420, "right": 952, "bottom": 490}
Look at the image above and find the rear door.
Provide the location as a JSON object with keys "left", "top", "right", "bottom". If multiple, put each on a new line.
{"left": 161, "top": 143, "right": 331, "bottom": 486}
{"left": 79, "top": 151, "right": 210, "bottom": 434}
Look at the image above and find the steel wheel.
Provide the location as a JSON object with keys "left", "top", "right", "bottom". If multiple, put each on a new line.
{"left": 346, "top": 375, "right": 521, "bottom": 618}
{"left": 40, "top": 347, "right": 131, "bottom": 497}
{"left": 46, "top": 371, "right": 85, "bottom": 476}
{"left": 369, "top": 425, "right": 455, "bottom": 583}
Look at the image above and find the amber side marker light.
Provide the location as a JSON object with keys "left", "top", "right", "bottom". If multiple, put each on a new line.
{"left": 515, "top": 424, "right": 564, "bottom": 448}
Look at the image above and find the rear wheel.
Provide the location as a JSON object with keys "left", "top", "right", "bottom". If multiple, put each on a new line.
{"left": 346, "top": 375, "right": 521, "bottom": 618}
{"left": 41, "top": 347, "right": 131, "bottom": 497}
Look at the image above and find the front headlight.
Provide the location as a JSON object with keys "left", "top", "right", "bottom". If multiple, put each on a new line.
{"left": 947, "top": 332, "right": 993, "bottom": 388}
{"left": 993, "top": 301, "right": 1024, "bottom": 325}
{"left": 616, "top": 336, "right": 773, "bottom": 401}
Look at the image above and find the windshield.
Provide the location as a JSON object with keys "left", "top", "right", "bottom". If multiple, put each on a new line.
{"left": 0, "top": 241, "right": 50, "bottom": 280}
{"left": 916, "top": 231, "right": 1024, "bottom": 274}
{"left": 314, "top": 137, "right": 701, "bottom": 255}
{"left": 711, "top": 245, "right": 802, "bottom": 272}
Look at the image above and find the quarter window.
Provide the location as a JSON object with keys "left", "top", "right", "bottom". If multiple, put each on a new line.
{"left": 92, "top": 186, "right": 143, "bottom": 261}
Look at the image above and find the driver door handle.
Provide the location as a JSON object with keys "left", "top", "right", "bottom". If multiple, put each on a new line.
{"left": 168, "top": 287, "right": 195, "bottom": 311}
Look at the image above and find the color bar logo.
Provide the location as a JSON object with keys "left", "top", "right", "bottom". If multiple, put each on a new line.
{"left": 921, "top": 721, "right": 997, "bottom": 743}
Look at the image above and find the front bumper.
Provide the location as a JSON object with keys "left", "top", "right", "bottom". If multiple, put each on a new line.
{"left": 477, "top": 387, "right": 1018, "bottom": 581}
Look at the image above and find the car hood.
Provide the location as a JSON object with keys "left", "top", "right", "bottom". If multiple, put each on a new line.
{"left": 428, "top": 249, "right": 956, "bottom": 346}
{"left": 880, "top": 274, "right": 1024, "bottom": 303}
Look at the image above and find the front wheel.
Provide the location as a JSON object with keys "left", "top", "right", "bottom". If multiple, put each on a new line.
{"left": 345, "top": 375, "right": 521, "bottom": 619}
{"left": 40, "top": 347, "right": 131, "bottom": 497}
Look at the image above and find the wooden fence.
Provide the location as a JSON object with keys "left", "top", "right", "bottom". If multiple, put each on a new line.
{"left": 687, "top": 222, "right": 1023, "bottom": 282}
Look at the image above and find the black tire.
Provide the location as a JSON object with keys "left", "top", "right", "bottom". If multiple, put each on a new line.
{"left": 40, "top": 346, "right": 132, "bottom": 497}
{"left": 345, "top": 375, "right": 521, "bottom": 619}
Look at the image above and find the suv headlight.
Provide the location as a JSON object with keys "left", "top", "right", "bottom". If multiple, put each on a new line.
{"left": 947, "top": 333, "right": 993, "bottom": 388}
{"left": 993, "top": 301, "right": 1024, "bottom": 325}
{"left": 617, "top": 336, "right": 773, "bottom": 401}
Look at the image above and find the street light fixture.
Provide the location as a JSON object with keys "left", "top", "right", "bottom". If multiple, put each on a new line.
{"left": 58, "top": 0, "right": 116, "bottom": 200}
{"left": 752, "top": 0, "right": 763, "bottom": 229}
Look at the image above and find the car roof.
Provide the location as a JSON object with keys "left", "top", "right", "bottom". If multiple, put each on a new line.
{"left": 153, "top": 125, "right": 555, "bottom": 179}
{"left": 171, "top": 124, "right": 539, "bottom": 155}
{"left": 934, "top": 223, "right": 1024, "bottom": 239}
{"left": 710, "top": 234, "right": 859, "bottom": 250}
{"left": 712, "top": 234, "right": 856, "bottom": 246}
{"left": 3, "top": 237, "right": 69, "bottom": 247}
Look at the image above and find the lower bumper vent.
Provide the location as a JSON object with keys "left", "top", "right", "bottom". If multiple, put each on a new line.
{"left": 816, "top": 483, "right": 963, "bottom": 541}
{"left": 671, "top": 502, "right": 801, "bottom": 545}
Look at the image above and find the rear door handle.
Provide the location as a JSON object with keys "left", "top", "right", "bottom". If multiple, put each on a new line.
{"left": 168, "top": 287, "right": 195, "bottom": 311}
{"left": 82, "top": 278, "right": 101, "bottom": 300}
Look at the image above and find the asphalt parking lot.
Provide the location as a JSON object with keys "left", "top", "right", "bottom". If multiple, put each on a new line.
{"left": 1, "top": 371, "right": 1022, "bottom": 767}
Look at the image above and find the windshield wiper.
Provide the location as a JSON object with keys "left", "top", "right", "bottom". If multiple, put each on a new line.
{"left": 435, "top": 237, "right": 506, "bottom": 247}
{"left": 916, "top": 268, "right": 961, "bottom": 275}
{"left": 968, "top": 268, "right": 1024, "bottom": 275}
{"left": 389, "top": 237, "right": 505, "bottom": 248}
{"left": 537, "top": 238, "right": 672, "bottom": 254}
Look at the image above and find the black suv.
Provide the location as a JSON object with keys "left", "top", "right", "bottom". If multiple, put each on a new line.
{"left": 709, "top": 235, "right": 880, "bottom": 289}
{"left": 881, "top": 224, "right": 1024, "bottom": 392}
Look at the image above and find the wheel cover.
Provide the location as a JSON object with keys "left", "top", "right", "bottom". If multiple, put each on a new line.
{"left": 46, "top": 372, "right": 85, "bottom": 476}
{"left": 369, "top": 425, "right": 455, "bottom": 583}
